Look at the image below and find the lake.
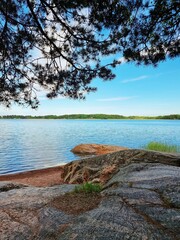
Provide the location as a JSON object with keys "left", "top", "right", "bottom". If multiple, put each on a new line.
{"left": 0, "top": 119, "right": 180, "bottom": 175}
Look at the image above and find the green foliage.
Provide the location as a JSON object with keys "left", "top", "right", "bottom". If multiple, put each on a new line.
{"left": 1, "top": 114, "right": 180, "bottom": 120}
{"left": 156, "top": 114, "right": 180, "bottom": 120}
{"left": 144, "top": 142, "right": 180, "bottom": 153}
{"left": 74, "top": 182, "right": 102, "bottom": 194}
{"left": 0, "top": 1, "right": 179, "bottom": 108}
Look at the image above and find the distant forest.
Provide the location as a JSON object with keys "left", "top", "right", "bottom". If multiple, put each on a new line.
{"left": 1, "top": 114, "right": 180, "bottom": 120}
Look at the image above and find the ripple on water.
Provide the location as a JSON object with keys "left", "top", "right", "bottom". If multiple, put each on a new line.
{"left": 0, "top": 119, "right": 180, "bottom": 174}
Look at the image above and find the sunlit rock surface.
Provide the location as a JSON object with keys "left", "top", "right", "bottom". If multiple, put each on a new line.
{"left": 0, "top": 150, "right": 180, "bottom": 240}
{"left": 71, "top": 143, "right": 128, "bottom": 155}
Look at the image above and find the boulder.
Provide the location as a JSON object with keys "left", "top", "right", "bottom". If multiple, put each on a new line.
{"left": 71, "top": 143, "right": 128, "bottom": 155}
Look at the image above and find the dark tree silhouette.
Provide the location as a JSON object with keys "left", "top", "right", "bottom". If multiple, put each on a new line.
{"left": 0, "top": 0, "right": 179, "bottom": 108}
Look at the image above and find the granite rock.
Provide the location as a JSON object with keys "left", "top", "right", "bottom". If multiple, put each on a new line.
{"left": 71, "top": 143, "right": 128, "bottom": 155}
{"left": 62, "top": 149, "right": 180, "bottom": 184}
{"left": 0, "top": 150, "right": 180, "bottom": 239}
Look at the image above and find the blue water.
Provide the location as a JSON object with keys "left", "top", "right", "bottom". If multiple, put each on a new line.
{"left": 0, "top": 119, "right": 180, "bottom": 175}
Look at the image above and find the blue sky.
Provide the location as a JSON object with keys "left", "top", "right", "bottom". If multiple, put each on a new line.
{"left": 0, "top": 57, "right": 179, "bottom": 116}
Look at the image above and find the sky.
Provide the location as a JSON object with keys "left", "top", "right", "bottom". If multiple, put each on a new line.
{"left": 0, "top": 56, "right": 180, "bottom": 116}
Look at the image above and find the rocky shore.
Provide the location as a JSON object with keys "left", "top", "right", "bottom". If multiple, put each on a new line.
{"left": 0, "top": 149, "right": 180, "bottom": 239}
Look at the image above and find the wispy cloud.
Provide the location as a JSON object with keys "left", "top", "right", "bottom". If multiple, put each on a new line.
{"left": 118, "top": 57, "right": 127, "bottom": 64}
{"left": 97, "top": 96, "right": 136, "bottom": 102}
{"left": 122, "top": 75, "right": 149, "bottom": 83}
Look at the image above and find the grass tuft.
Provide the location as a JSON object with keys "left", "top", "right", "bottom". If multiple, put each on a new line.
{"left": 144, "top": 141, "right": 179, "bottom": 153}
{"left": 74, "top": 182, "right": 102, "bottom": 194}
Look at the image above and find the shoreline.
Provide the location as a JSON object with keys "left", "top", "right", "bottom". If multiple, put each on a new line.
{"left": 1, "top": 146, "right": 179, "bottom": 187}
{"left": 1, "top": 113, "right": 180, "bottom": 120}
{"left": 0, "top": 165, "right": 65, "bottom": 187}
{"left": 0, "top": 118, "right": 152, "bottom": 121}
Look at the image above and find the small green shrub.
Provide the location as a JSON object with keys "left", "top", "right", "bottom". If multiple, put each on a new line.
{"left": 144, "top": 142, "right": 179, "bottom": 153}
{"left": 74, "top": 182, "right": 102, "bottom": 193}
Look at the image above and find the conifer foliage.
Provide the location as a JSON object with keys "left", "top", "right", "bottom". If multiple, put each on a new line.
{"left": 0, "top": 0, "right": 179, "bottom": 108}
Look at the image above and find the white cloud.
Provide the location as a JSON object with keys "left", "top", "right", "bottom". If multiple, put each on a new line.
{"left": 118, "top": 57, "right": 127, "bottom": 64}
{"left": 122, "top": 75, "right": 149, "bottom": 83}
{"left": 36, "top": 88, "right": 87, "bottom": 101}
{"left": 97, "top": 96, "right": 136, "bottom": 102}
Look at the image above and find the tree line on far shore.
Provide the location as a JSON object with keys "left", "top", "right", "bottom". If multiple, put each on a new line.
{"left": 0, "top": 114, "right": 180, "bottom": 120}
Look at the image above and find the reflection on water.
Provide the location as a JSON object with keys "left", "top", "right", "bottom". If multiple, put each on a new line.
{"left": 0, "top": 119, "right": 180, "bottom": 174}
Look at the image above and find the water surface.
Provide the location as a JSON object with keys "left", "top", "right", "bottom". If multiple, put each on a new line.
{"left": 0, "top": 119, "right": 179, "bottom": 174}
